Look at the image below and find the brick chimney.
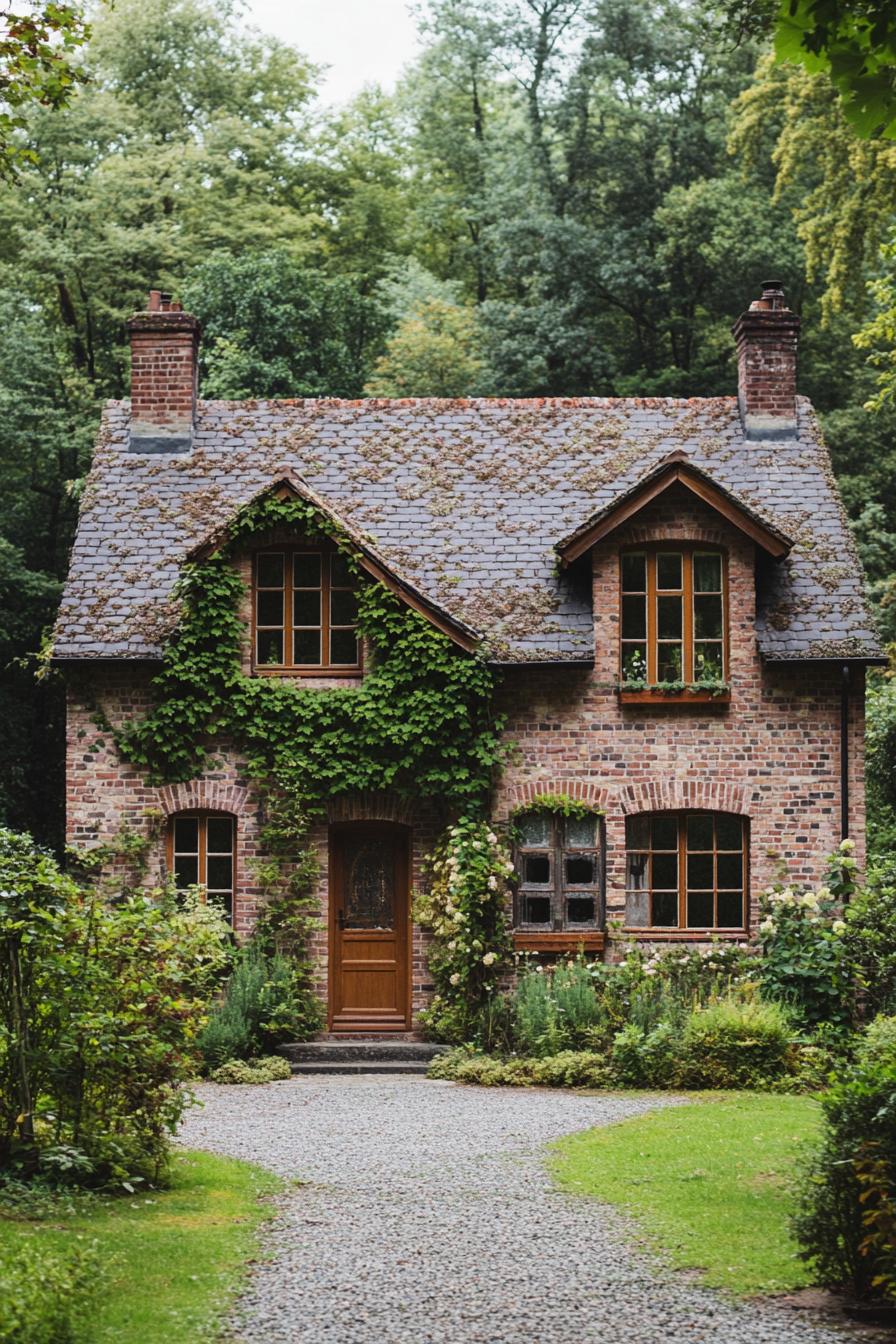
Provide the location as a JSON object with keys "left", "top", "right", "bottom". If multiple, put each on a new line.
{"left": 126, "top": 289, "right": 200, "bottom": 453}
{"left": 731, "top": 281, "right": 800, "bottom": 440}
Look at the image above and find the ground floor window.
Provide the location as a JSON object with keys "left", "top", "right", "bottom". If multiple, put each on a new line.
{"left": 515, "top": 811, "right": 604, "bottom": 929}
{"left": 167, "top": 812, "right": 236, "bottom": 924}
{"left": 624, "top": 811, "right": 747, "bottom": 930}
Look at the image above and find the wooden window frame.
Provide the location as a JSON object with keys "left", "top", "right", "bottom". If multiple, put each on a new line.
{"left": 253, "top": 543, "right": 362, "bottom": 677}
{"left": 623, "top": 810, "right": 748, "bottom": 933}
{"left": 619, "top": 545, "right": 729, "bottom": 704}
{"left": 514, "top": 812, "right": 605, "bottom": 940}
{"left": 166, "top": 811, "right": 237, "bottom": 926}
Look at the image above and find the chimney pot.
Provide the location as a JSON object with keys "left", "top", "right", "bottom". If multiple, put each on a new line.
{"left": 126, "top": 288, "right": 201, "bottom": 454}
{"left": 732, "top": 281, "right": 800, "bottom": 440}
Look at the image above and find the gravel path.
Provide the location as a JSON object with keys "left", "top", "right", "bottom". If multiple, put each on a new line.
{"left": 179, "top": 1076, "right": 853, "bottom": 1344}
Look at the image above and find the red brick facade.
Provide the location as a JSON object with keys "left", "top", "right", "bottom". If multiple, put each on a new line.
{"left": 64, "top": 485, "right": 865, "bottom": 1025}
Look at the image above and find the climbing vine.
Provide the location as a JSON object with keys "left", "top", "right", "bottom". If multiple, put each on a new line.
{"left": 115, "top": 494, "right": 507, "bottom": 1021}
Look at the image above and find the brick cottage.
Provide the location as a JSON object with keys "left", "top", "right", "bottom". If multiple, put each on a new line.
{"left": 53, "top": 283, "right": 883, "bottom": 1033}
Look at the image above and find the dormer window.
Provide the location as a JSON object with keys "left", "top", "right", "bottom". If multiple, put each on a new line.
{"left": 254, "top": 546, "right": 361, "bottom": 674}
{"left": 620, "top": 547, "right": 726, "bottom": 685}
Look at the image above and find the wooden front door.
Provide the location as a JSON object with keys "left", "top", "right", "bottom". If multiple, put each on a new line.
{"left": 329, "top": 824, "right": 410, "bottom": 1032}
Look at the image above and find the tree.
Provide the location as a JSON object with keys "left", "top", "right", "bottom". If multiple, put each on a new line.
{"left": 0, "top": 1, "right": 89, "bottom": 176}
{"left": 366, "top": 296, "right": 485, "bottom": 397}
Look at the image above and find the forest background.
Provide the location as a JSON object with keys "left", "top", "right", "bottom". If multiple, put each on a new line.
{"left": 2, "top": 0, "right": 896, "bottom": 852}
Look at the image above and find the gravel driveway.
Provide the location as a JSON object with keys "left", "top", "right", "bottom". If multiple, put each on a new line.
{"left": 179, "top": 1076, "right": 852, "bottom": 1344}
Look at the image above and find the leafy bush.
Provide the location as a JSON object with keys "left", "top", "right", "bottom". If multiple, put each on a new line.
{"left": 427, "top": 1047, "right": 612, "bottom": 1089}
{"left": 0, "top": 1238, "right": 100, "bottom": 1343}
{"left": 198, "top": 943, "right": 321, "bottom": 1070}
{"left": 0, "top": 828, "right": 230, "bottom": 1186}
{"left": 675, "top": 998, "right": 794, "bottom": 1089}
{"left": 842, "top": 861, "right": 896, "bottom": 1018}
{"left": 210, "top": 1056, "right": 292, "bottom": 1085}
{"left": 510, "top": 960, "right": 602, "bottom": 1056}
{"left": 794, "top": 1015, "right": 896, "bottom": 1300}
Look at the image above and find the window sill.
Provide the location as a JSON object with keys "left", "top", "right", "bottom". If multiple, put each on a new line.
{"left": 254, "top": 666, "right": 363, "bottom": 678}
{"left": 513, "top": 931, "right": 606, "bottom": 953}
{"left": 621, "top": 928, "right": 749, "bottom": 940}
{"left": 618, "top": 688, "right": 730, "bottom": 706}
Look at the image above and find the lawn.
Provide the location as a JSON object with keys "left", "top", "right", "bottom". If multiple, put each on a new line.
{"left": 552, "top": 1093, "right": 822, "bottom": 1297}
{"left": 0, "top": 1149, "right": 282, "bottom": 1343}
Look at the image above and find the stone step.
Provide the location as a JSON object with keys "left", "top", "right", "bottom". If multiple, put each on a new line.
{"left": 280, "top": 1040, "right": 448, "bottom": 1065}
{"left": 287, "top": 1060, "right": 435, "bottom": 1076}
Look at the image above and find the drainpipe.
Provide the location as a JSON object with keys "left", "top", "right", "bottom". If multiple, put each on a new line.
{"left": 840, "top": 663, "right": 851, "bottom": 844}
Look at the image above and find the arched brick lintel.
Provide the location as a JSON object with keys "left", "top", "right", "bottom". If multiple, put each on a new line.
{"left": 327, "top": 791, "right": 418, "bottom": 825}
{"left": 157, "top": 780, "right": 250, "bottom": 818}
{"left": 619, "top": 780, "right": 749, "bottom": 817}
{"left": 495, "top": 779, "right": 612, "bottom": 821}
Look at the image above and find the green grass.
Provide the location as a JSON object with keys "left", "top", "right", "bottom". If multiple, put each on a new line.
{"left": 0, "top": 1150, "right": 283, "bottom": 1342}
{"left": 552, "top": 1093, "right": 822, "bottom": 1297}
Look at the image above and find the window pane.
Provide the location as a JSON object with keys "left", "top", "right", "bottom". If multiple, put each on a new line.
{"left": 293, "top": 553, "right": 321, "bottom": 587}
{"left": 694, "top": 644, "right": 724, "bottom": 681}
{"left": 652, "top": 853, "right": 678, "bottom": 890}
{"left": 626, "top": 889, "right": 649, "bottom": 926}
{"left": 657, "top": 644, "right": 682, "bottom": 680}
{"left": 565, "top": 815, "right": 596, "bottom": 848}
{"left": 651, "top": 815, "right": 678, "bottom": 849}
{"left": 294, "top": 590, "right": 321, "bottom": 626}
{"left": 688, "top": 853, "right": 713, "bottom": 889}
{"left": 565, "top": 856, "right": 595, "bottom": 885}
{"left": 174, "top": 855, "right": 199, "bottom": 888}
{"left": 206, "top": 855, "right": 233, "bottom": 891}
{"left": 657, "top": 596, "right": 682, "bottom": 639}
{"left": 694, "top": 594, "right": 723, "bottom": 640}
{"left": 621, "top": 553, "right": 646, "bottom": 591}
{"left": 331, "top": 552, "right": 353, "bottom": 586}
{"left": 257, "top": 630, "right": 284, "bottom": 665}
{"left": 173, "top": 817, "right": 199, "bottom": 852}
{"left": 687, "top": 891, "right": 714, "bottom": 927}
{"left": 293, "top": 629, "right": 321, "bottom": 665}
{"left": 518, "top": 812, "right": 550, "bottom": 846}
{"left": 626, "top": 815, "right": 650, "bottom": 849}
{"left": 657, "top": 553, "right": 682, "bottom": 590}
{"left": 331, "top": 589, "right": 358, "bottom": 625}
{"left": 622, "top": 595, "right": 646, "bottom": 640}
{"left": 626, "top": 852, "right": 648, "bottom": 891}
{"left": 622, "top": 644, "right": 647, "bottom": 680}
{"left": 206, "top": 817, "right": 233, "bottom": 853}
{"left": 524, "top": 854, "right": 550, "bottom": 884}
{"left": 330, "top": 629, "right": 360, "bottom": 665}
{"left": 717, "top": 890, "right": 744, "bottom": 928}
{"left": 716, "top": 815, "right": 744, "bottom": 850}
{"left": 524, "top": 895, "right": 551, "bottom": 924}
{"left": 256, "top": 553, "right": 283, "bottom": 588}
{"left": 694, "top": 552, "right": 722, "bottom": 592}
{"left": 652, "top": 891, "right": 678, "bottom": 926}
{"left": 717, "top": 853, "right": 743, "bottom": 890}
{"left": 686, "top": 814, "right": 713, "bottom": 850}
{"left": 567, "top": 897, "right": 595, "bottom": 924}
{"left": 256, "top": 590, "right": 283, "bottom": 627}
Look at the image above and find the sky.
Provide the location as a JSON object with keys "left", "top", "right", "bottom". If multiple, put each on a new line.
{"left": 243, "top": 1, "right": 423, "bottom": 104}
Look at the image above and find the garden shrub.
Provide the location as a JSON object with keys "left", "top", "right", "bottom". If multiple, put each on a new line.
{"left": 0, "top": 1238, "right": 100, "bottom": 1343}
{"left": 210, "top": 1056, "right": 292, "bottom": 1085}
{"left": 510, "top": 961, "right": 602, "bottom": 1056}
{"left": 609, "top": 1020, "right": 679, "bottom": 1088}
{"left": 794, "top": 1015, "right": 896, "bottom": 1300}
{"left": 842, "top": 861, "right": 896, "bottom": 1019}
{"left": 0, "top": 827, "right": 230, "bottom": 1185}
{"left": 675, "top": 998, "right": 794, "bottom": 1089}
{"left": 427, "top": 1047, "right": 612, "bottom": 1089}
{"left": 198, "top": 943, "right": 318, "bottom": 1070}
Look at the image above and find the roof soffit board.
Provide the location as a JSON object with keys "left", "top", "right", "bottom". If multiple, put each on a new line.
{"left": 188, "top": 474, "right": 481, "bottom": 654}
{"left": 557, "top": 461, "right": 793, "bottom": 564}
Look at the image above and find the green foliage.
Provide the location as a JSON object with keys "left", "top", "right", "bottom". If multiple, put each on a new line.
{"left": 841, "top": 859, "right": 896, "bottom": 1015}
{"left": 757, "top": 846, "right": 854, "bottom": 1028}
{"left": 866, "top": 674, "right": 896, "bottom": 856}
{"left": 0, "top": 827, "right": 231, "bottom": 1184}
{"left": 365, "top": 296, "right": 486, "bottom": 397}
{"left": 794, "top": 1014, "right": 896, "bottom": 1300}
{"left": 428, "top": 1046, "right": 612, "bottom": 1089}
{"left": 414, "top": 818, "right": 514, "bottom": 1043}
{"left": 674, "top": 998, "right": 795, "bottom": 1088}
{"left": 0, "top": 2, "right": 89, "bottom": 178}
{"left": 0, "top": 1235, "right": 100, "bottom": 1344}
{"left": 198, "top": 945, "right": 320, "bottom": 1071}
{"left": 509, "top": 794, "right": 603, "bottom": 822}
{"left": 209, "top": 1056, "right": 292, "bottom": 1085}
{"left": 509, "top": 960, "right": 603, "bottom": 1057}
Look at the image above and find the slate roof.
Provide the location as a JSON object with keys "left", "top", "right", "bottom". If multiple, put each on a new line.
{"left": 53, "top": 395, "right": 883, "bottom": 664}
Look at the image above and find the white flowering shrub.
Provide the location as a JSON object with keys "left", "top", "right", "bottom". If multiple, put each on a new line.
{"left": 414, "top": 818, "right": 514, "bottom": 1043}
{"left": 758, "top": 840, "right": 856, "bottom": 1028}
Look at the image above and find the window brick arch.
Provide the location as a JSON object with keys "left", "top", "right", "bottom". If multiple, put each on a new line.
{"left": 157, "top": 780, "right": 249, "bottom": 818}
{"left": 327, "top": 791, "right": 419, "bottom": 825}
{"left": 618, "top": 779, "right": 748, "bottom": 817}
{"left": 496, "top": 778, "right": 611, "bottom": 822}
